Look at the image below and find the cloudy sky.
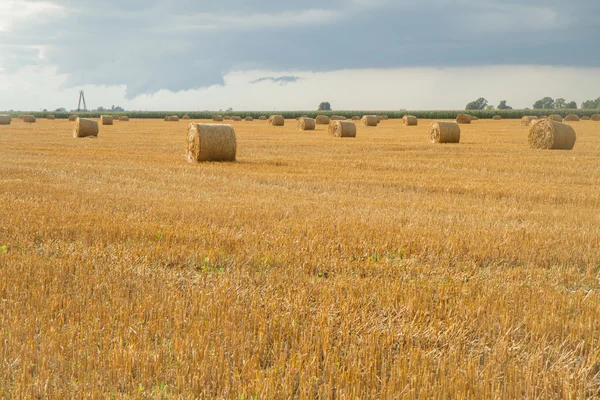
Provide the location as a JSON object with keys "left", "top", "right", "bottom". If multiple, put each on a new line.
{"left": 1, "top": 0, "right": 599, "bottom": 111}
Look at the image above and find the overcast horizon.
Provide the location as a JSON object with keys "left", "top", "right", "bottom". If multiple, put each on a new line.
{"left": 1, "top": 0, "right": 599, "bottom": 111}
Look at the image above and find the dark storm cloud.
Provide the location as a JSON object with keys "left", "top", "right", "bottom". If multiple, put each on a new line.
{"left": 1, "top": 0, "right": 599, "bottom": 98}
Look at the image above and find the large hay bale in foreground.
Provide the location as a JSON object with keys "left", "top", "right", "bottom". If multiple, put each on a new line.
{"left": 23, "top": 115, "right": 36, "bottom": 123}
{"left": 119, "top": 116, "right": 129, "bottom": 121}
{"left": 101, "top": 115, "right": 113, "bottom": 125}
{"left": 361, "top": 115, "right": 378, "bottom": 126}
{"left": 182, "top": 114, "right": 190, "bottom": 120}
{"left": 402, "top": 115, "right": 418, "bottom": 126}
{"left": 591, "top": 114, "right": 600, "bottom": 121}
{"left": 564, "top": 114, "right": 580, "bottom": 122}
{"left": 581, "top": 116, "right": 591, "bottom": 121}
{"left": 269, "top": 115, "right": 284, "bottom": 126}
{"left": 529, "top": 119, "right": 576, "bottom": 150}
{"left": 258, "top": 116, "right": 267, "bottom": 120}
{"left": 245, "top": 116, "right": 253, "bottom": 121}
{"left": 351, "top": 116, "right": 360, "bottom": 120}
{"left": 329, "top": 121, "right": 356, "bottom": 138}
{"left": 548, "top": 114, "right": 563, "bottom": 122}
{"left": 213, "top": 115, "right": 224, "bottom": 122}
{"left": 529, "top": 118, "right": 543, "bottom": 128}
{"left": 316, "top": 115, "right": 330, "bottom": 124}
{"left": 521, "top": 116, "right": 538, "bottom": 126}
{"left": 186, "top": 123, "right": 236, "bottom": 162}
{"left": 456, "top": 114, "right": 471, "bottom": 124}
{"left": 297, "top": 117, "right": 316, "bottom": 131}
{"left": 68, "top": 115, "right": 78, "bottom": 121}
{"left": 493, "top": 115, "right": 502, "bottom": 120}
{"left": 73, "top": 118, "right": 99, "bottom": 138}
{"left": 429, "top": 122, "right": 460, "bottom": 143}
{"left": 47, "top": 115, "right": 55, "bottom": 120}
{"left": 0, "top": 115, "right": 11, "bottom": 125}
{"left": 330, "top": 115, "right": 346, "bottom": 121}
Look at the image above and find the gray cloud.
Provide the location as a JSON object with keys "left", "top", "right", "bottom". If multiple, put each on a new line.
{"left": 250, "top": 76, "right": 301, "bottom": 85}
{"left": 1, "top": 0, "right": 599, "bottom": 98}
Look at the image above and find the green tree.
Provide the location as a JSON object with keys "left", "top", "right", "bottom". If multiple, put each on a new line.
{"left": 554, "top": 98, "right": 566, "bottom": 109}
{"left": 497, "top": 100, "right": 512, "bottom": 110}
{"left": 565, "top": 101, "right": 577, "bottom": 109}
{"left": 465, "top": 97, "right": 488, "bottom": 110}
{"left": 485, "top": 105, "right": 495, "bottom": 110}
{"left": 318, "top": 102, "right": 331, "bottom": 111}
{"left": 533, "top": 97, "right": 555, "bottom": 109}
{"left": 581, "top": 99, "right": 597, "bottom": 109}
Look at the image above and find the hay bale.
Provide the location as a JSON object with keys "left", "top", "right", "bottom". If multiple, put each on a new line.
{"left": 47, "top": 115, "right": 55, "bottom": 120}
{"left": 591, "top": 114, "right": 600, "bottom": 121}
{"left": 548, "top": 114, "right": 562, "bottom": 122}
{"left": 330, "top": 115, "right": 346, "bottom": 121}
{"left": 297, "top": 117, "right": 316, "bottom": 131}
{"left": 529, "top": 118, "right": 542, "bottom": 127}
{"left": 186, "top": 123, "right": 236, "bottom": 162}
{"left": 316, "top": 115, "right": 330, "bottom": 124}
{"left": 402, "top": 115, "right": 418, "bottom": 126}
{"left": 361, "top": 115, "right": 378, "bottom": 126}
{"left": 23, "top": 115, "right": 36, "bottom": 123}
{"left": 329, "top": 121, "right": 356, "bottom": 138}
{"left": 171, "top": 115, "right": 180, "bottom": 122}
{"left": 258, "top": 116, "right": 267, "bottom": 120}
{"left": 0, "top": 115, "right": 11, "bottom": 125}
{"left": 223, "top": 116, "right": 232, "bottom": 120}
{"left": 245, "top": 116, "right": 254, "bottom": 121}
{"left": 73, "top": 117, "right": 99, "bottom": 138}
{"left": 380, "top": 115, "right": 389, "bottom": 120}
{"left": 68, "top": 115, "right": 78, "bottom": 121}
{"left": 429, "top": 122, "right": 460, "bottom": 143}
{"left": 529, "top": 119, "right": 576, "bottom": 150}
{"left": 564, "top": 114, "right": 580, "bottom": 122}
{"left": 269, "top": 115, "right": 284, "bottom": 126}
{"left": 351, "top": 116, "right": 360, "bottom": 120}
{"left": 296, "top": 115, "right": 309, "bottom": 120}
{"left": 521, "top": 116, "right": 538, "bottom": 126}
{"left": 456, "top": 114, "right": 471, "bottom": 124}
{"left": 119, "top": 116, "right": 129, "bottom": 121}
{"left": 231, "top": 116, "right": 242, "bottom": 121}
{"left": 470, "top": 115, "right": 478, "bottom": 121}
{"left": 581, "top": 116, "right": 591, "bottom": 121}
{"left": 213, "top": 115, "right": 224, "bottom": 122}
{"left": 493, "top": 115, "right": 502, "bottom": 120}
{"left": 182, "top": 114, "right": 191, "bottom": 120}
{"left": 101, "top": 115, "right": 113, "bottom": 125}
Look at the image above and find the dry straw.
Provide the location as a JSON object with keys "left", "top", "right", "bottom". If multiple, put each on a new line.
{"left": 213, "top": 115, "right": 224, "bottom": 122}
{"left": 47, "top": 115, "right": 56, "bottom": 120}
{"left": 316, "top": 115, "right": 330, "bottom": 124}
{"left": 186, "top": 123, "right": 237, "bottom": 162}
{"left": 380, "top": 115, "right": 389, "bottom": 120}
{"left": 73, "top": 117, "right": 99, "bottom": 138}
{"left": 402, "top": 115, "right": 418, "bottom": 126}
{"left": 170, "top": 115, "right": 180, "bottom": 122}
{"left": 361, "top": 115, "right": 378, "bottom": 126}
{"left": 23, "top": 115, "right": 36, "bottom": 123}
{"left": 258, "top": 116, "right": 267, "bottom": 120}
{"left": 330, "top": 115, "right": 346, "bottom": 121}
{"left": 101, "top": 115, "right": 113, "bottom": 125}
{"left": 581, "top": 116, "right": 590, "bottom": 121}
{"left": 521, "top": 116, "right": 538, "bottom": 126}
{"left": 69, "top": 115, "right": 78, "bottom": 121}
{"left": 297, "top": 117, "right": 316, "bottom": 131}
{"left": 591, "top": 114, "right": 600, "bottom": 121}
{"left": 245, "top": 116, "right": 254, "bottom": 121}
{"left": 456, "top": 114, "right": 471, "bottom": 124}
{"left": 429, "top": 121, "right": 460, "bottom": 143}
{"left": 182, "top": 114, "right": 191, "bottom": 120}
{"left": 119, "top": 116, "right": 129, "bottom": 121}
{"left": 529, "top": 119, "right": 576, "bottom": 150}
{"left": 548, "top": 114, "right": 563, "bottom": 122}
{"left": 564, "top": 114, "right": 580, "bottom": 122}
{"left": 269, "top": 115, "right": 285, "bottom": 126}
{"left": 224, "top": 116, "right": 232, "bottom": 120}
{"left": 493, "top": 115, "right": 502, "bottom": 120}
{"left": 231, "top": 116, "right": 242, "bottom": 121}
{"left": 0, "top": 115, "right": 11, "bottom": 125}
{"left": 329, "top": 120, "right": 356, "bottom": 137}
{"left": 470, "top": 115, "right": 478, "bottom": 121}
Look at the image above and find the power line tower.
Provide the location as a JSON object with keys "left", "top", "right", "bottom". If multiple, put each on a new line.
{"left": 76, "top": 90, "right": 87, "bottom": 112}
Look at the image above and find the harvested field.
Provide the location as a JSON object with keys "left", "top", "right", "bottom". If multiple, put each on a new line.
{"left": 1, "top": 117, "right": 600, "bottom": 398}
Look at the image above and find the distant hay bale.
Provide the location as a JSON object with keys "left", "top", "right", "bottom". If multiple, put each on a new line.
{"left": 258, "top": 116, "right": 267, "bottom": 120}
{"left": 456, "top": 114, "right": 471, "bottom": 124}
{"left": 402, "top": 115, "right": 418, "bottom": 126}
{"left": 529, "top": 119, "right": 576, "bottom": 150}
{"left": 182, "top": 114, "right": 191, "bottom": 120}
{"left": 69, "top": 115, "right": 78, "bottom": 121}
{"left": 581, "top": 116, "right": 590, "bottom": 121}
{"left": 245, "top": 116, "right": 253, "bottom": 121}
{"left": 590, "top": 114, "right": 600, "bottom": 121}
{"left": 73, "top": 117, "right": 99, "bottom": 138}
{"left": 297, "top": 117, "right": 316, "bottom": 131}
{"left": 316, "top": 115, "right": 330, "bottom": 124}
{"left": 377, "top": 116, "right": 383, "bottom": 123}
{"left": 213, "top": 115, "right": 224, "bottom": 122}
{"left": 186, "top": 123, "right": 236, "bottom": 162}
{"left": 0, "top": 115, "right": 11, "bottom": 125}
{"left": 329, "top": 120, "right": 356, "bottom": 138}
{"left": 231, "top": 116, "right": 242, "bottom": 121}
{"left": 380, "top": 115, "right": 389, "bottom": 120}
{"left": 330, "top": 115, "right": 346, "bottom": 121}
{"left": 101, "top": 115, "right": 113, "bottom": 125}
{"left": 470, "top": 115, "right": 478, "bottom": 121}
{"left": 548, "top": 114, "right": 563, "bottom": 122}
{"left": 521, "top": 116, "right": 538, "bottom": 126}
{"left": 429, "top": 121, "right": 460, "bottom": 143}
{"left": 224, "top": 116, "right": 232, "bottom": 120}
{"left": 493, "top": 115, "right": 502, "bottom": 120}
{"left": 351, "top": 116, "right": 360, "bottom": 120}
{"left": 23, "top": 115, "right": 36, "bottom": 123}
{"left": 47, "top": 115, "right": 55, "bottom": 120}
{"left": 119, "top": 116, "right": 129, "bottom": 121}
{"left": 269, "top": 115, "right": 285, "bottom": 126}
{"left": 171, "top": 115, "right": 180, "bottom": 122}
{"left": 564, "top": 114, "right": 580, "bottom": 122}
{"left": 361, "top": 115, "right": 378, "bottom": 126}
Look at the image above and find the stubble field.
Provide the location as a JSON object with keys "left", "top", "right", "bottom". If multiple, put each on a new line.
{"left": 1, "top": 117, "right": 600, "bottom": 398}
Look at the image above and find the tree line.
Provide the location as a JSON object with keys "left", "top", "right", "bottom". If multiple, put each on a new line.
{"left": 466, "top": 97, "right": 600, "bottom": 110}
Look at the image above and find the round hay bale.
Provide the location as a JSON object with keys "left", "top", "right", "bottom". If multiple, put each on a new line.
{"left": 529, "top": 119, "right": 576, "bottom": 150}
{"left": 521, "top": 116, "right": 538, "bottom": 126}
{"left": 182, "top": 114, "right": 191, "bottom": 120}
{"left": 548, "top": 114, "right": 563, "bottom": 122}
{"left": 581, "top": 116, "right": 591, "bottom": 121}
{"left": 297, "top": 117, "right": 316, "bottom": 131}
{"left": 361, "top": 115, "right": 378, "bottom": 126}
{"left": 456, "top": 114, "right": 471, "bottom": 124}
{"left": 170, "top": 115, "right": 180, "bottom": 122}
{"left": 316, "top": 115, "right": 330, "bottom": 125}
{"left": 23, "top": 115, "right": 36, "bottom": 123}
{"left": 231, "top": 116, "right": 242, "bottom": 122}
{"left": 564, "top": 114, "right": 580, "bottom": 122}
{"left": 402, "top": 115, "right": 418, "bottom": 126}
{"left": 591, "top": 114, "right": 600, "bottom": 121}
{"left": 119, "top": 116, "right": 129, "bottom": 121}
{"left": 186, "top": 123, "right": 236, "bottom": 162}
{"left": 73, "top": 117, "right": 99, "bottom": 138}
{"left": 47, "top": 115, "right": 55, "bottom": 120}
{"left": 329, "top": 121, "right": 356, "bottom": 138}
{"left": 0, "top": 115, "right": 12, "bottom": 125}
{"left": 258, "top": 116, "right": 267, "bottom": 120}
{"left": 493, "top": 115, "right": 502, "bottom": 120}
{"left": 380, "top": 115, "right": 389, "bottom": 120}
{"left": 101, "top": 115, "right": 113, "bottom": 125}
{"left": 245, "top": 116, "right": 254, "bottom": 121}
{"left": 269, "top": 115, "right": 284, "bottom": 126}
{"left": 213, "top": 115, "right": 224, "bottom": 122}
{"left": 68, "top": 115, "right": 78, "bottom": 121}
{"left": 529, "top": 118, "right": 543, "bottom": 127}
{"left": 429, "top": 122, "right": 460, "bottom": 143}
{"left": 470, "top": 115, "right": 478, "bottom": 121}
{"left": 296, "top": 115, "right": 309, "bottom": 120}
{"left": 223, "top": 116, "right": 232, "bottom": 120}
{"left": 351, "top": 116, "right": 360, "bottom": 120}
{"left": 330, "top": 115, "right": 346, "bottom": 121}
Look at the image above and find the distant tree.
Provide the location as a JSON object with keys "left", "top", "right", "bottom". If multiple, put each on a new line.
{"left": 554, "top": 98, "right": 566, "bottom": 109}
{"left": 581, "top": 99, "right": 597, "bottom": 109}
{"left": 226, "top": 107, "right": 233, "bottom": 112}
{"left": 533, "top": 97, "right": 555, "bottom": 109}
{"left": 43, "top": 108, "right": 47, "bottom": 112}
{"left": 318, "top": 102, "right": 331, "bottom": 111}
{"left": 497, "top": 100, "right": 512, "bottom": 110}
{"left": 465, "top": 97, "right": 488, "bottom": 110}
{"left": 55, "top": 107, "right": 67, "bottom": 112}
{"left": 485, "top": 105, "right": 495, "bottom": 110}
{"left": 565, "top": 101, "right": 577, "bottom": 109}
{"left": 97, "top": 106, "right": 105, "bottom": 112}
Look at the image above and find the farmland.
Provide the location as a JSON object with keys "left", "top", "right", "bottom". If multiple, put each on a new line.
{"left": 1, "top": 117, "right": 600, "bottom": 398}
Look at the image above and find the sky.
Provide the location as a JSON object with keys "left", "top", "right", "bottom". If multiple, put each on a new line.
{"left": 0, "top": 0, "right": 599, "bottom": 111}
